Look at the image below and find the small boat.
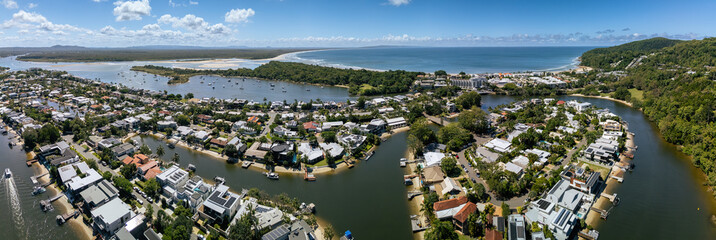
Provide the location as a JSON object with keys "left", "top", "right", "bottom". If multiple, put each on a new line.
{"left": 306, "top": 89, "right": 310, "bottom": 91}
{"left": 282, "top": 90, "right": 287, "bottom": 92}
{"left": 214, "top": 176, "right": 225, "bottom": 185}
{"left": 187, "top": 164, "right": 196, "bottom": 172}
{"left": 265, "top": 172, "right": 279, "bottom": 180}
{"left": 241, "top": 161, "right": 252, "bottom": 168}
{"left": 270, "top": 83, "right": 275, "bottom": 87}
{"left": 4, "top": 168, "right": 11, "bottom": 178}
{"left": 32, "top": 186, "right": 46, "bottom": 195}
{"left": 212, "top": 86, "right": 215, "bottom": 89}
{"left": 320, "top": 86, "right": 324, "bottom": 89}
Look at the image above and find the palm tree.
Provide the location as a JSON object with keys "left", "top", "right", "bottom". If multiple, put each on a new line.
{"left": 172, "top": 153, "right": 180, "bottom": 163}
{"left": 156, "top": 145, "right": 165, "bottom": 158}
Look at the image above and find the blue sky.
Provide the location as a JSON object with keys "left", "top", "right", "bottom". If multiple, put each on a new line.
{"left": 0, "top": 0, "right": 713, "bottom": 47}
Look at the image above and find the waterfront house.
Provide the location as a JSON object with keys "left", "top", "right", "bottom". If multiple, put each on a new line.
{"left": 236, "top": 198, "right": 293, "bottom": 231}
{"left": 440, "top": 177, "right": 462, "bottom": 195}
{"left": 79, "top": 179, "right": 119, "bottom": 211}
{"left": 338, "top": 134, "right": 367, "bottom": 153}
{"left": 201, "top": 184, "right": 241, "bottom": 220}
{"left": 67, "top": 169, "right": 104, "bottom": 194}
{"left": 91, "top": 198, "right": 133, "bottom": 235}
{"left": 433, "top": 196, "right": 477, "bottom": 233}
{"left": 193, "top": 130, "right": 211, "bottom": 142}
{"left": 600, "top": 119, "right": 622, "bottom": 131}
{"left": 386, "top": 117, "right": 408, "bottom": 129}
{"left": 298, "top": 142, "right": 323, "bottom": 164}
{"left": 111, "top": 143, "right": 135, "bottom": 159}
{"left": 425, "top": 152, "right": 446, "bottom": 167}
{"left": 319, "top": 142, "right": 344, "bottom": 159}
{"left": 157, "top": 120, "right": 177, "bottom": 131}
{"left": 423, "top": 165, "right": 445, "bottom": 184}
{"left": 156, "top": 166, "right": 189, "bottom": 190}
{"left": 176, "top": 176, "right": 214, "bottom": 209}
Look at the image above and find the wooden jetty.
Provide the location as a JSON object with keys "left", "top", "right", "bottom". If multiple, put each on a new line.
{"left": 304, "top": 169, "right": 316, "bottom": 181}
{"left": 40, "top": 194, "right": 63, "bottom": 212}
{"left": 56, "top": 210, "right": 79, "bottom": 225}
{"left": 30, "top": 173, "right": 49, "bottom": 185}
{"left": 407, "top": 191, "right": 422, "bottom": 200}
{"left": 26, "top": 159, "right": 37, "bottom": 167}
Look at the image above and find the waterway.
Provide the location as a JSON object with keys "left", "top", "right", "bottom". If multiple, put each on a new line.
{"left": 0, "top": 136, "right": 86, "bottom": 240}
{"left": 1, "top": 91, "right": 715, "bottom": 239}
{"left": 0, "top": 56, "right": 352, "bottom": 102}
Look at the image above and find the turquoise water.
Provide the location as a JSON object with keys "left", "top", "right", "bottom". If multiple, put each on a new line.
{"left": 295, "top": 46, "right": 595, "bottom": 73}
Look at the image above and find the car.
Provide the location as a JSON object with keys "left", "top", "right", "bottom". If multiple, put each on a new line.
{"left": 471, "top": 178, "right": 476, "bottom": 183}
{"left": 147, "top": 198, "right": 153, "bottom": 203}
{"left": 137, "top": 199, "right": 143, "bottom": 205}
{"left": 456, "top": 155, "right": 459, "bottom": 159}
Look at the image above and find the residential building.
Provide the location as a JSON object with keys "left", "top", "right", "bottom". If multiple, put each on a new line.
{"left": 91, "top": 198, "right": 133, "bottom": 235}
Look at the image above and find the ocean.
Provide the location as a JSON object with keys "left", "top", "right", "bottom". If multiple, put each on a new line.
{"left": 292, "top": 46, "right": 595, "bottom": 73}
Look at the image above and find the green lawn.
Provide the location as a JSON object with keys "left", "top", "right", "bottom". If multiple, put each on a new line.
{"left": 577, "top": 160, "right": 611, "bottom": 179}
{"left": 628, "top": 88, "right": 644, "bottom": 101}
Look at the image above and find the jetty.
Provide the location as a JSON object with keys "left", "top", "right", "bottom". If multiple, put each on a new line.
{"left": 41, "top": 194, "right": 63, "bottom": 212}
{"left": 304, "top": 169, "right": 316, "bottom": 181}
{"left": 56, "top": 210, "right": 79, "bottom": 225}
{"left": 423, "top": 113, "right": 447, "bottom": 126}
{"left": 407, "top": 191, "right": 422, "bottom": 200}
{"left": 241, "top": 161, "right": 252, "bottom": 168}
{"left": 410, "top": 215, "right": 428, "bottom": 232}
{"left": 600, "top": 192, "right": 620, "bottom": 205}
{"left": 30, "top": 173, "right": 48, "bottom": 185}
{"left": 26, "top": 159, "right": 37, "bottom": 167}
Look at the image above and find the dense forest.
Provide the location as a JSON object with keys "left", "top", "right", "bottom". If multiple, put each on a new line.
{"left": 133, "top": 61, "right": 422, "bottom": 96}
{"left": 0, "top": 45, "right": 313, "bottom": 62}
{"left": 580, "top": 37, "right": 682, "bottom": 70}
{"left": 581, "top": 37, "right": 716, "bottom": 196}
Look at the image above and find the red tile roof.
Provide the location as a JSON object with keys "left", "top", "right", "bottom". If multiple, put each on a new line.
{"left": 122, "top": 156, "right": 139, "bottom": 165}
{"left": 134, "top": 154, "right": 149, "bottom": 164}
{"left": 139, "top": 160, "right": 158, "bottom": 172}
{"left": 556, "top": 100, "right": 566, "bottom": 105}
{"left": 143, "top": 167, "right": 162, "bottom": 180}
{"left": 433, "top": 196, "right": 468, "bottom": 211}
{"left": 485, "top": 229, "right": 503, "bottom": 240}
{"left": 453, "top": 202, "right": 477, "bottom": 223}
{"left": 303, "top": 121, "right": 319, "bottom": 130}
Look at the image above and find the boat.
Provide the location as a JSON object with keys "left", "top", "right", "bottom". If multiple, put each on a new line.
{"left": 282, "top": 90, "right": 287, "bottom": 92}
{"left": 306, "top": 89, "right": 311, "bottom": 91}
{"left": 187, "top": 164, "right": 196, "bottom": 172}
{"left": 214, "top": 176, "right": 225, "bottom": 184}
{"left": 270, "top": 83, "right": 275, "bottom": 87}
{"left": 4, "top": 168, "right": 11, "bottom": 178}
{"left": 265, "top": 172, "right": 279, "bottom": 180}
{"left": 241, "top": 161, "right": 252, "bottom": 168}
{"left": 32, "top": 186, "right": 46, "bottom": 195}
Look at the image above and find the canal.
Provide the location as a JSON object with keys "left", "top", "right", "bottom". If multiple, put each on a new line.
{"left": 2, "top": 92, "right": 716, "bottom": 239}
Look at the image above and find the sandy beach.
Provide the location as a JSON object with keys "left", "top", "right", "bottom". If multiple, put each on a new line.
{"left": 569, "top": 94, "right": 634, "bottom": 108}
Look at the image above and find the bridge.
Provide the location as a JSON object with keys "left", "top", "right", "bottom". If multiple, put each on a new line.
{"left": 423, "top": 113, "right": 447, "bottom": 126}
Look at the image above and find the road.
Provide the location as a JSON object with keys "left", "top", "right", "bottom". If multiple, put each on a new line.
{"left": 258, "top": 111, "right": 278, "bottom": 138}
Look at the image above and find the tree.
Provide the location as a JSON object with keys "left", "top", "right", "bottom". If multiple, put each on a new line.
{"left": 434, "top": 70, "right": 447, "bottom": 76}
{"left": 612, "top": 87, "right": 631, "bottom": 100}
{"left": 120, "top": 163, "right": 137, "bottom": 179}
{"left": 112, "top": 176, "right": 133, "bottom": 198}
{"left": 501, "top": 202, "right": 510, "bottom": 217}
{"left": 139, "top": 144, "right": 152, "bottom": 155}
{"left": 321, "top": 131, "right": 337, "bottom": 143}
{"left": 144, "top": 178, "right": 161, "bottom": 199}
{"left": 459, "top": 107, "right": 490, "bottom": 134}
{"left": 324, "top": 224, "right": 336, "bottom": 240}
{"left": 356, "top": 96, "right": 366, "bottom": 109}
{"left": 176, "top": 114, "right": 190, "bottom": 126}
{"left": 407, "top": 134, "right": 425, "bottom": 156}
{"left": 466, "top": 212, "right": 483, "bottom": 237}
{"left": 156, "top": 145, "right": 165, "bottom": 158}
{"left": 224, "top": 144, "right": 238, "bottom": 158}
{"left": 456, "top": 91, "right": 482, "bottom": 109}
{"left": 172, "top": 153, "right": 180, "bottom": 163}
{"left": 146, "top": 204, "right": 154, "bottom": 221}
{"left": 437, "top": 123, "right": 473, "bottom": 151}
{"left": 424, "top": 221, "right": 458, "bottom": 240}
{"left": 440, "top": 157, "right": 461, "bottom": 177}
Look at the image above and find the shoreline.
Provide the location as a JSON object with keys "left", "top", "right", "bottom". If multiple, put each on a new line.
{"left": 569, "top": 93, "right": 634, "bottom": 108}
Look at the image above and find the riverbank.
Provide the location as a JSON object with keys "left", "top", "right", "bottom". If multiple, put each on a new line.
{"left": 569, "top": 94, "right": 634, "bottom": 108}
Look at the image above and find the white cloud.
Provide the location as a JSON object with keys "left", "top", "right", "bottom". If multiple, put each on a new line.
{"left": 2, "top": 10, "right": 91, "bottom": 36}
{"left": 387, "top": 0, "right": 410, "bottom": 6}
{"left": 224, "top": 8, "right": 255, "bottom": 23}
{"left": 113, "top": 0, "right": 151, "bottom": 21}
{"left": 2, "top": 0, "right": 18, "bottom": 9}
{"left": 158, "top": 14, "right": 230, "bottom": 34}
{"left": 189, "top": 1, "right": 197, "bottom": 5}
{"left": 28, "top": 3, "right": 37, "bottom": 9}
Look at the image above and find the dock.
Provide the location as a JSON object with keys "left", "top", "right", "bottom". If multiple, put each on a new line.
{"left": 56, "top": 210, "right": 79, "bottom": 225}
{"left": 410, "top": 216, "right": 428, "bottom": 232}
{"left": 241, "top": 161, "right": 252, "bottom": 168}
{"left": 30, "top": 173, "right": 49, "bottom": 185}
{"left": 407, "top": 191, "right": 422, "bottom": 200}
{"left": 600, "top": 192, "right": 620, "bottom": 205}
{"left": 26, "top": 159, "right": 37, "bottom": 167}
{"left": 40, "top": 194, "right": 63, "bottom": 212}
{"left": 304, "top": 169, "right": 316, "bottom": 181}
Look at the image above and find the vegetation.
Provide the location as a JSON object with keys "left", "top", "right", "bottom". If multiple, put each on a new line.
{"left": 131, "top": 61, "right": 422, "bottom": 96}
{"left": 579, "top": 37, "right": 716, "bottom": 197}
{"left": 580, "top": 37, "right": 682, "bottom": 70}
{"left": 6, "top": 47, "right": 313, "bottom": 62}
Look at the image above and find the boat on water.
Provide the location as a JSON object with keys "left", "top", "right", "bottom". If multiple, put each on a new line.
{"left": 270, "top": 83, "right": 276, "bottom": 87}
{"left": 241, "top": 161, "right": 252, "bottom": 168}
{"left": 4, "top": 168, "right": 11, "bottom": 178}
{"left": 306, "top": 89, "right": 311, "bottom": 91}
{"left": 214, "top": 176, "right": 225, "bottom": 184}
{"left": 32, "top": 186, "right": 46, "bottom": 195}
{"left": 265, "top": 172, "right": 279, "bottom": 180}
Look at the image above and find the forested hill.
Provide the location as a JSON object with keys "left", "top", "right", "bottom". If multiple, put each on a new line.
{"left": 579, "top": 37, "right": 716, "bottom": 197}
{"left": 580, "top": 37, "right": 682, "bottom": 70}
